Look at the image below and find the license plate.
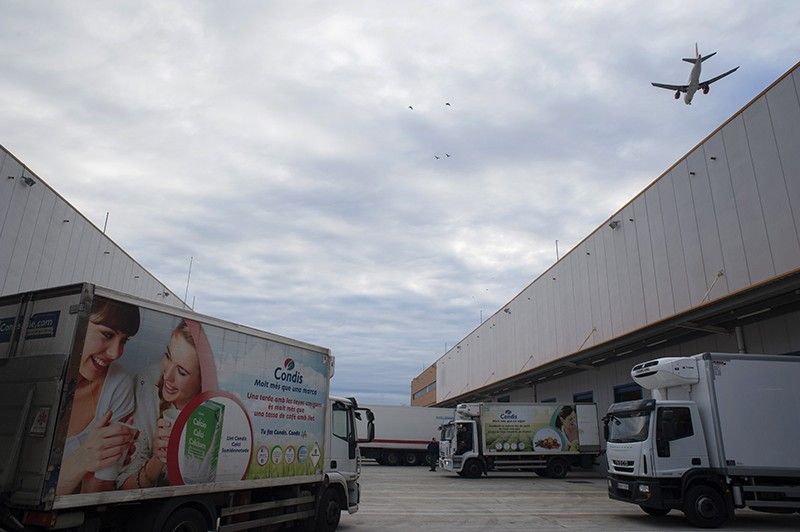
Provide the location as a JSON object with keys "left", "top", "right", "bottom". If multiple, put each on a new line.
{"left": 616, "top": 482, "right": 629, "bottom": 491}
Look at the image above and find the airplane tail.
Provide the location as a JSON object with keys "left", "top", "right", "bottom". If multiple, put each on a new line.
{"left": 682, "top": 44, "right": 716, "bottom": 63}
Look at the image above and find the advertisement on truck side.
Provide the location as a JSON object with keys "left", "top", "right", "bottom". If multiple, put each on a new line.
{"left": 46, "top": 296, "right": 330, "bottom": 498}
{"left": 481, "top": 404, "right": 581, "bottom": 454}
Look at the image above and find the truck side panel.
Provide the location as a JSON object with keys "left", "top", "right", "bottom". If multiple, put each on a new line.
{"left": 709, "top": 355, "right": 800, "bottom": 471}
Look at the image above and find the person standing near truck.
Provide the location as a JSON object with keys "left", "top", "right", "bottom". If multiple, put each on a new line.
{"left": 56, "top": 298, "right": 140, "bottom": 495}
{"left": 427, "top": 438, "right": 439, "bottom": 471}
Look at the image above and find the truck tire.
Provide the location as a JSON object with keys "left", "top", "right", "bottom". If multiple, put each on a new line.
{"left": 639, "top": 506, "right": 670, "bottom": 516}
{"left": 462, "top": 459, "right": 483, "bottom": 479}
{"left": 403, "top": 452, "right": 420, "bottom": 466}
{"left": 684, "top": 485, "right": 727, "bottom": 528}
{"left": 159, "top": 506, "right": 208, "bottom": 532}
{"left": 314, "top": 487, "right": 342, "bottom": 532}
{"left": 545, "top": 458, "right": 568, "bottom": 479}
{"left": 385, "top": 451, "right": 401, "bottom": 466}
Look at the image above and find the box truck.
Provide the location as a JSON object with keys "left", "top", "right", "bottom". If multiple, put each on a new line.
{"left": 354, "top": 405, "right": 453, "bottom": 466}
{"left": 0, "top": 283, "right": 374, "bottom": 532}
{"left": 605, "top": 353, "right": 800, "bottom": 528}
{"left": 439, "top": 402, "right": 601, "bottom": 478}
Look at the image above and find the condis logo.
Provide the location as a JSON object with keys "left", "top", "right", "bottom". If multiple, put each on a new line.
{"left": 274, "top": 358, "right": 303, "bottom": 384}
{"left": 499, "top": 409, "right": 518, "bottom": 420}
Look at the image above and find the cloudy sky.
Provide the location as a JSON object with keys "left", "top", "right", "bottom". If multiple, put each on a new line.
{"left": 1, "top": 1, "right": 798, "bottom": 404}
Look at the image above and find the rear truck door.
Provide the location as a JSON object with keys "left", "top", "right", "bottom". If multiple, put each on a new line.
{"left": 652, "top": 405, "right": 708, "bottom": 477}
{"left": 576, "top": 404, "right": 601, "bottom": 453}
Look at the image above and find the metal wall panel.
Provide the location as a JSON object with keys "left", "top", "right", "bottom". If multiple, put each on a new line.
{"left": 613, "top": 209, "right": 633, "bottom": 333}
{"left": 3, "top": 182, "right": 44, "bottom": 294}
{"left": 673, "top": 160, "right": 707, "bottom": 306}
{"left": 602, "top": 222, "right": 624, "bottom": 337}
{"left": 744, "top": 96, "right": 800, "bottom": 273}
{"left": 770, "top": 75, "right": 800, "bottom": 245}
{"left": 689, "top": 146, "right": 728, "bottom": 300}
{"left": 48, "top": 206, "right": 77, "bottom": 286}
{"left": 722, "top": 115, "right": 775, "bottom": 283}
{"left": 20, "top": 191, "right": 56, "bottom": 292}
{"left": 659, "top": 171, "right": 692, "bottom": 314}
{"left": 623, "top": 202, "right": 646, "bottom": 330}
{"left": 634, "top": 195, "right": 659, "bottom": 323}
{"left": 705, "top": 132, "right": 750, "bottom": 291}
{"left": 645, "top": 185, "right": 674, "bottom": 318}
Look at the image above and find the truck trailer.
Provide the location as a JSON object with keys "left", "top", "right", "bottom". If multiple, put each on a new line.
{"left": 355, "top": 405, "right": 453, "bottom": 466}
{"left": 439, "top": 402, "right": 601, "bottom": 478}
{"left": 605, "top": 353, "right": 800, "bottom": 528}
{"left": 0, "top": 283, "right": 374, "bottom": 532}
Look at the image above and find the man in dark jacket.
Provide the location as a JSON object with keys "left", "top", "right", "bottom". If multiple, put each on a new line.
{"left": 427, "top": 438, "right": 439, "bottom": 471}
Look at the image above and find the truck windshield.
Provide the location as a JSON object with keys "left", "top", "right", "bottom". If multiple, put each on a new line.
{"left": 606, "top": 411, "right": 650, "bottom": 443}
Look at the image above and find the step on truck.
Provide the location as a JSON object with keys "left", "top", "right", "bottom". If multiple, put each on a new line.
{"left": 439, "top": 402, "right": 601, "bottom": 478}
{"left": 354, "top": 405, "right": 453, "bottom": 466}
{"left": 0, "top": 283, "right": 374, "bottom": 532}
{"left": 605, "top": 353, "right": 800, "bottom": 528}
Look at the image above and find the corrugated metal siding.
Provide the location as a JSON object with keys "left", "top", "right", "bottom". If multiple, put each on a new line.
{"left": 0, "top": 145, "right": 178, "bottom": 304}
{"left": 436, "top": 63, "right": 800, "bottom": 403}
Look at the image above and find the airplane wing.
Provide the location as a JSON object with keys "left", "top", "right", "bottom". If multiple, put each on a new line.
{"left": 651, "top": 82, "right": 688, "bottom": 92}
{"left": 700, "top": 66, "right": 740, "bottom": 87}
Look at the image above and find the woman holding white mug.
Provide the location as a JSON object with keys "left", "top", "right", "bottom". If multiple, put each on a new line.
{"left": 119, "top": 319, "right": 217, "bottom": 489}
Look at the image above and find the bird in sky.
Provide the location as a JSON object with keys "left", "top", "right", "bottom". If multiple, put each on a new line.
{"left": 445, "top": 102, "right": 451, "bottom": 106}
{"left": 434, "top": 155, "right": 440, "bottom": 160}
{"left": 408, "top": 105, "right": 413, "bottom": 110}
{"left": 445, "top": 153, "right": 451, "bottom": 157}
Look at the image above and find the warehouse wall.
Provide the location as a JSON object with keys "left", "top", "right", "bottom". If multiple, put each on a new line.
{"left": 435, "top": 63, "right": 800, "bottom": 403}
{"left": 0, "top": 145, "right": 178, "bottom": 304}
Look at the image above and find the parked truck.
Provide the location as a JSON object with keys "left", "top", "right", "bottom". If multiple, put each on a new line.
{"left": 605, "top": 353, "right": 800, "bottom": 528}
{"left": 354, "top": 405, "right": 453, "bottom": 466}
{"left": 0, "top": 283, "right": 374, "bottom": 532}
{"left": 439, "top": 402, "right": 601, "bottom": 478}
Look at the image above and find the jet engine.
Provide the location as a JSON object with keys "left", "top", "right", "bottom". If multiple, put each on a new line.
{"left": 702, "top": 85, "right": 710, "bottom": 94}
{"left": 674, "top": 90, "right": 681, "bottom": 99}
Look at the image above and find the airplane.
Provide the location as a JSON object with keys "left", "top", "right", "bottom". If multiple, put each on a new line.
{"left": 651, "top": 43, "right": 739, "bottom": 105}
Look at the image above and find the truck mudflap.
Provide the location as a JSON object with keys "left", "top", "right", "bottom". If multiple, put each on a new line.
{"left": 607, "top": 474, "right": 668, "bottom": 509}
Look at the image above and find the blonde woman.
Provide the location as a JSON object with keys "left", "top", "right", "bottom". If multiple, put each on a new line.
{"left": 120, "top": 319, "right": 217, "bottom": 489}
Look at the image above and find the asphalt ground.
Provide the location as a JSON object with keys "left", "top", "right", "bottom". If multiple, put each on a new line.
{"left": 338, "top": 463, "right": 800, "bottom": 531}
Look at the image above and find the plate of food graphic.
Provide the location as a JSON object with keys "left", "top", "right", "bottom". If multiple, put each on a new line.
{"left": 533, "top": 427, "right": 564, "bottom": 452}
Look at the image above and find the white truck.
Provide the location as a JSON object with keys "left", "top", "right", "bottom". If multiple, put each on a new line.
{"left": 355, "top": 405, "right": 453, "bottom": 466}
{"left": 439, "top": 402, "right": 601, "bottom": 478}
{"left": 605, "top": 353, "right": 800, "bottom": 528}
{"left": 0, "top": 283, "right": 374, "bottom": 532}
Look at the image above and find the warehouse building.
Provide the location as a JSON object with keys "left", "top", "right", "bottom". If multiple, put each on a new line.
{"left": 0, "top": 145, "right": 179, "bottom": 304}
{"left": 412, "top": 60, "right": 800, "bottom": 437}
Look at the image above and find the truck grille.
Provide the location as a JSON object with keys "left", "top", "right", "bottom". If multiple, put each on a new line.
{"left": 612, "top": 459, "right": 634, "bottom": 473}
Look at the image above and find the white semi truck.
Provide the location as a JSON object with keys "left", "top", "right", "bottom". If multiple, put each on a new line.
{"left": 605, "top": 353, "right": 800, "bottom": 528}
{"left": 0, "top": 283, "right": 374, "bottom": 532}
{"left": 355, "top": 405, "right": 453, "bottom": 466}
{"left": 439, "top": 402, "right": 601, "bottom": 478}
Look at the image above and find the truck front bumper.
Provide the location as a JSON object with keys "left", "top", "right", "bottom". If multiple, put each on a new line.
{"left": 607, "top": 474, "right": 666, "bottom": 509}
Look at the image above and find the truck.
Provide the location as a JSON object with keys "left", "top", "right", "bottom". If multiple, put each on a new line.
{"left": 0, "top": 283, "right": 374, "bottom": 532}
{"left": 439, "top": 402, "right": 601, "bottom": 478}
{"left": 605, "top": 353, "right": 800, "bottom": 528}
{"left": 354, "top": 405, "right": 453, "bottom": 466}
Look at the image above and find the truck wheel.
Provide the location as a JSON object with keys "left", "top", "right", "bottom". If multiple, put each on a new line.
{"left": 545, "top": 458, "right": 568, "bottom": 479}
{"left": 462, "top": 459, "right": 483, "bottom": 479}
{"left": 639, "top": 506, "right": 670, "bottom": 516}
{"left": 385, "top": 451, "right": 401, "bottom": 466}
{"left": 159, "top": 506, "right": 208, "bottom": 532}
{"left": 684, "top": 485, "right": 727, "bottom": 528}
{"left": 315, "top": 487, "right": 342, "bottom": 532}
{"left": 403, "top": 452, "right": 420, "bottom": 466}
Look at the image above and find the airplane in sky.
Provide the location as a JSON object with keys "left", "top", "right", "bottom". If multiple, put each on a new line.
{"left": 652, "top": 43, "right": 739, "bottom": 105}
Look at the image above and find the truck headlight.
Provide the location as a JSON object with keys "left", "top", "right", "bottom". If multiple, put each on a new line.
{"left": 638, "top": 484, "right": 650, "bottom": 494}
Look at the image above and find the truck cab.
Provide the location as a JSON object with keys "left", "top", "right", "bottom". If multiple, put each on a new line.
{"left": 324, "top": 397, "right": 374, "bottom": 529}
{"left": 440, "top": 419, "right": 481, "bottom": 477}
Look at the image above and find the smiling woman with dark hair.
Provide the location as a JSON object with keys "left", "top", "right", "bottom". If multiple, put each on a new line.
{"left": 56, "top": 298, "right": 140, "bottom": 495}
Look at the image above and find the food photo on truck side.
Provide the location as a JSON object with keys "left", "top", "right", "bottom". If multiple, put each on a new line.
{"left": 605, "top": 353, "right": 800, "bottom": 528}
{"left": 0, "top": 283, "right": 374, "bottom": 532}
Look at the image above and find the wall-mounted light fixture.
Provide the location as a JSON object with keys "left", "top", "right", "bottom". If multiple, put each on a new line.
{"left": 158, "top": 291, "right": 170, "bottom": 298}
{"left": 689, "top": 171, "right": 696, "bottom": 176}
{"left": 503, "top": 308, "right": 511, "bottom": 314}
{"left": 710, "top": 156, "right": 717, "bottom": 160}
{"left": 608, "top": 220, "right": 620, "bottom": 229}
{"left": 62, "top": 219, "right": 70, "bottom": 223}
{"left": 20, "top": 176, "right": 36, "bottom": 187}
{"left": 103, "top": 251, "right": 110, "bottom": 255}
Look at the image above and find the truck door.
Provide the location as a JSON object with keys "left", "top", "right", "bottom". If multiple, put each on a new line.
{"left": 652, "top": 406, "right": 708, "bottom": 477}
{"left": 455, "top": 421, "right": 474, "bottom": 455}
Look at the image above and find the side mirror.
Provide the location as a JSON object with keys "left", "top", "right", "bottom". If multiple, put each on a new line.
{"left": 603, "top": 422, "right": 610, "bottom": 441}
{"left": 367, "top": 422, "right": 375, "bottom": 443}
